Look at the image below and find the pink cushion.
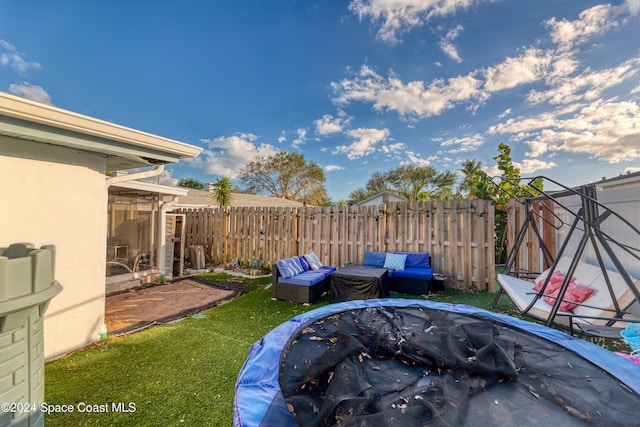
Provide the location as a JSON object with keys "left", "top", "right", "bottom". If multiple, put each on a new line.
{"left": 543, "top": 282, "right": 595, "bottom": 311}
{"left": 533, "top": 270, "right": 574, "bottom": 293}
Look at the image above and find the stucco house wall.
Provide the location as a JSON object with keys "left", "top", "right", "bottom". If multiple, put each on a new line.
{"left": 0, "top": 91, "right": 201, "bottom": 360}
{"left": 0, "top": 137, "right": 108, "bottom": 359}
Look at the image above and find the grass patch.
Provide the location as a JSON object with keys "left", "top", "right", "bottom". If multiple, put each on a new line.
{"left": 44, "top": 273, "right": 631, "bottom": 426}
{"left": 44, "top": 276, "right": 327, "bottom": 426}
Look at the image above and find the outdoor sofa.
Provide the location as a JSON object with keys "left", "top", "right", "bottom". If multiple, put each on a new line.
{"left": 363, "top": 250, "right": 434, "bottom": 295}
{"left": 271, "top": 253, "right": 336, "bottom": 304}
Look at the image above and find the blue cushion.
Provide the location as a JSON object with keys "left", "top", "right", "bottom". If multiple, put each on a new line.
{"left": 393, "top": 267, "right": 433, "bottom": 280}
{"left": 304, "top": 252, "right": 323, "bottom": 270}
{"left": 291, "top": 257, "right": 305, "bottom": 274}
{"left": 364, "top": 251, "right": 387, "bottom": 268}
{"left": 276, "top": 259, "right": 294, "bottom": 279}
{"left": 394, "top": 252, "right": 430, "bottom": 268}
{"left": 307, "top": 266, "right": 336, "bottom": 276}
{"left": 276, "top": 257, "right": 304, "bottom": 279}
{"left": 278, "top": 271, "right": 326, "bottom": 286}
{"left": 297, "top": 256, "right": 310, "bottom": 271}
{"left": 384, "top": 253, "right": 407, "bottom": 270}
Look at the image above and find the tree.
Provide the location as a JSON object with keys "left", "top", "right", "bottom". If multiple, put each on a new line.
{"left": 387, "top": 165, "right": 457, "bottom": 201}
{"left": 212, "top": 176, "right": 233, "bottom": 208}
{"left": 239, "top": 151, "right": 330, "bottom": 206}
{"left": 459, "top": 143, "right": 544, "bottom": 263}
{"left": 491, "top": 142, "right": 543, "bottom": 206}
{"left": 349, "top": 165, "right": 457, "bottom": 203}
{"left": 178, "top": 178, "right": 205, "bottom": 190}
{"left": 458, "top": 159, "right": 486, "bottom": 199}
{"left": 348, "top": 172, "right": 388, "bottom": 203}
{"left": 300, "top": 186, "right": 332, "bottom": 206}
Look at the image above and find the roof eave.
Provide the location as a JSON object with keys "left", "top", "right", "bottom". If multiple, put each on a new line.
{"left": 110, "top": 180, "right": 189, "bottom": 196}
{"left": 0, "top": 92, "right": 202, "bottom": 169}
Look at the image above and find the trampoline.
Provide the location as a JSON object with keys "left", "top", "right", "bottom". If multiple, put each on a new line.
{"left": 234, "top": 299, "right": 640, "bottom": 426}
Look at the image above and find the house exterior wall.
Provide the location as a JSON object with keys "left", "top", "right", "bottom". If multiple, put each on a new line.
{"left": 0, "top": 136, "right": 107, "bottom": 359}
{"left": 359, "top": 194, "right": 384, "bottom": 206}
{"left": 553, "top": 184, "right": 640, "bottom": 279}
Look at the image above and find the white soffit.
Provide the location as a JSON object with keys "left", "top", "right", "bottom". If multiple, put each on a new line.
{"left": 110, "top": 180, "right": 189, "bottom": 196}
{"left": 0, "top": 92, "right": 202, "bottom": 170}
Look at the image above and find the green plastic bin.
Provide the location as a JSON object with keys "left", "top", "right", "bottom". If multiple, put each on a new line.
{"left": 0, "top": 243, "right": 62, "bottom": 427}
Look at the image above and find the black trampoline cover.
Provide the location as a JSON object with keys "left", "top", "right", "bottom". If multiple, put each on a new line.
{"left": 277, "top": 306, "right": 640, "bottom": 426}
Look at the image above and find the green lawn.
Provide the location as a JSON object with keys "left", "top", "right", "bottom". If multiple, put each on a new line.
{"left": 43, "top": 273, "right": 629, "bottom": 426}
{"left": 44, "top": 274, "right": 321, "bottom": 426}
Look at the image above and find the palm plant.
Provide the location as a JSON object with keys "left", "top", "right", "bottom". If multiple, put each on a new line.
{"left": 212, "top": 176, "right": 233, "bottom": 208}
{"left": 211, "top": 176, "right": 233, "bottom": 263}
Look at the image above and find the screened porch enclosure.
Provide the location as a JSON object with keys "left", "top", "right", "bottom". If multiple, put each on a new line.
{"left": 106, "top": 190, "right": 159, "bottom": 277}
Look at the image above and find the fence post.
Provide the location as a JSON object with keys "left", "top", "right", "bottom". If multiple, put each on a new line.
{"left": 179, "top": 202, "right": 495, "bottom": 290}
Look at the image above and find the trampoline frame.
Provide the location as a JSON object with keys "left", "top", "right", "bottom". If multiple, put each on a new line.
{"left": 234, "top": 298, "right": 640, "bottom": 427}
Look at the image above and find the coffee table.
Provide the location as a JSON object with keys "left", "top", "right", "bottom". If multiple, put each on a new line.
{"left": 329, "top": 265, "right": 390, "bottom": 303}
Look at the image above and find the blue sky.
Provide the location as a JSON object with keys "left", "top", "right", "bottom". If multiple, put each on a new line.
{"left": 1, "top": 1, "right": 639, "bottom": 201}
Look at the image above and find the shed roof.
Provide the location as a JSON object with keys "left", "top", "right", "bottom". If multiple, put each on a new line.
{"left": 0, "top": 92, "right": 202, "bottom": 171}
{"left": 174, "top": 188, "right": 305, "bottom": 208}
{"left": 354, "top": 191, "right": 408, "bottom": 206}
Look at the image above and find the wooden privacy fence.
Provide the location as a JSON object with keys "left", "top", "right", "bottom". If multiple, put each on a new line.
{"left": 176, "top": 200, "right": 495, "bottom": 290}
{"left": 504, "top": 198, "right": 557, "bottom": 276}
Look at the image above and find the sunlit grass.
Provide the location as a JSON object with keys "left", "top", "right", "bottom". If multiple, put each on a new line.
{"left": 44, "top": 272, "right": 630, "bottom": 426}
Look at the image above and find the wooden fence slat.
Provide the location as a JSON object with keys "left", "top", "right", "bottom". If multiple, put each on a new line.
{"left": 463, "top": 200, "right": 473, "bottom": 288}
{"left": 475, "top": 201, "right": 486, "bottom": 290}
{"left": 486, "top": 202, "right": 496, "bottom": 292}
{"left": 177, "top": 200, "right": 494, "bottom": 290}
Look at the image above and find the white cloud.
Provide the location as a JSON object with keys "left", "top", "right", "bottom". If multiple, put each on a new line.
{"left": 325, "top": 164, "right": 346, "bottom": 171}
{"left": 292, "top": 128, "right": 308, "bottom": 148}
{"left": 498, "top": 108, "right": 512, "bottom": 119}
{"left": 187, "top": 134, "right": 278, "bottom": 178}
{"left": 626, "top": 0, "right": 640, "bottom": 15}
{"left": 337, "top": 2, "right": 640, "bottom": 169}
{"left": 142, "top": 169, "right": 179, "bottom": 186}
{"left": 401, "top": 150, "right": 432, "bottom": 166}
{"left": 527, "top": 58, "right": 640, "bottom": 105}
{"left": 439, "top": 133, "right": 484, "bottom": 153}
{"left": 349, "top": 0, "right": 482, "bottom": 44}
{"left": 314, "top": 114, "right": 351, "bottom": 135}
{"left": 483, "top": 48, "right": 553, "bottom": 92}
{"left": 546, "top": 4, "right": 617, "bottom": 52}
{"left": 277, "top": 131, "right": 286, "bottom": 143}
{"left": 332, "top": 65, "right": 483, "bottom": 118}
{"left": 336, "top": 2, "right": 640, "bottom": 122}
{"left": 483, "top": 158, "right": 556, "bottom": 178}
{"left": 0, "top": 39, "right": 41, "bottom": 73}
{"left": 439, "top": 25, "right": 463, "bottom": 63}
{"left": 331, "top": 49, "right": 555, "bottom": 120}
{"left": 518, "top": 159, "right": 557, "bottom": 174}
{"left": 333, "top": 127, "right": 390, "bottom": 159}
{"left": 8, "top": 82, "right": 52, "bottom": 105}
{"left": 545, "top": 52, "right": 581, "bottom": 83}
{"left": 491, "top": 99, "right": 640, "bottom": 164}
{"left": 484, "top": 4, "right": 640, "bottom": 166}
{"left": 546, "top": 1, "right": 640, "bottom": 50}
{"left": 380, "top": 141, "right": 407, "bottom": 158}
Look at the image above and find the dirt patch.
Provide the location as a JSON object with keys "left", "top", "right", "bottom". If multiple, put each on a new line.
{"left": 105, "top": 277, "right": 248, "bottom": 335}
